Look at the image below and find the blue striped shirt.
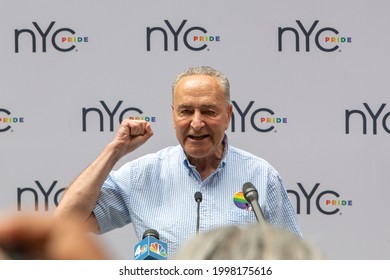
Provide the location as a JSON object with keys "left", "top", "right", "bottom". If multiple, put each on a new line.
{"left": 93, "top": 138, "right": 301, "bottom": 258}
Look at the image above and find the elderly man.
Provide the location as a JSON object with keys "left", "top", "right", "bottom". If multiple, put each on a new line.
{"left": 55, "top": 66, "right": 301, "bottom": 257}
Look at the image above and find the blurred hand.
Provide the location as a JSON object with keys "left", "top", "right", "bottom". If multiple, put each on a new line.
{"left": 0, "top": 213, "right": 107, "bottom": 260}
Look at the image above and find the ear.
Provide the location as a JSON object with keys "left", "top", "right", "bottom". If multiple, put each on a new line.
{"left": 225, "top": 103, "right": 233, "bottom": 130}
{"left": 171, "top": 104, "right": 176, "bottom": 129}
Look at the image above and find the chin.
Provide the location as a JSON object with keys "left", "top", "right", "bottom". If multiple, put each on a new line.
{"left": 185, "top": 147, "right": 210, "bottom": 159}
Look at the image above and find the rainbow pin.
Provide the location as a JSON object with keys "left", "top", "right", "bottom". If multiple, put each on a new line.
{"left": 233, "top": 191, "right": 251, "bottom": 210}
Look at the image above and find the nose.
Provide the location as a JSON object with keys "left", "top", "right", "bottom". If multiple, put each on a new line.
{"left": 190, "top": 111, "right": 205, "bottom": 131}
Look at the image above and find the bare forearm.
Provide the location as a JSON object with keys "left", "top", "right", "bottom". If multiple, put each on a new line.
{"left": 54, "top": 120, "right": 153, "bottom": 231}
{"left": 54, "top": 143, "right": 122, "bottom": 224}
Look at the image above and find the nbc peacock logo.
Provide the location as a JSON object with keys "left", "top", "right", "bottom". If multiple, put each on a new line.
{"left": 139, "top": 245, "right": 147, "bottom": 254}
{"left": 150, "top": 242, "right": 167, "bottom": 257}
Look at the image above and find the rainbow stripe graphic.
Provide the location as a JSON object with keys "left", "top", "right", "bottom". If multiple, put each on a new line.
{"left": 141, "top": 245, "right": 147, "bottom": 253}
{"left": 150, "top": 242, "right": 167, "bottom": 257}
{"left": 233, "top": 191, "right": 250, "bottom": 210}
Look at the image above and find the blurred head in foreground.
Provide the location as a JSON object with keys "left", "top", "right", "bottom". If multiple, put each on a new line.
{"left": 0, "top": 212, "right": 107, "bottom": 260}
{"left": 175, "top": 223, "right": 323, "bottom": 260}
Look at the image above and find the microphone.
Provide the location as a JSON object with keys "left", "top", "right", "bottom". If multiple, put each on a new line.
{"left": 194, "top": 191, "right": 202, "bottom": 234}
{"left": 134, "top": 229, "right": 167, "bottom": 260}
{"left": 242, "top": 182, "right": 266, "bottom": 224}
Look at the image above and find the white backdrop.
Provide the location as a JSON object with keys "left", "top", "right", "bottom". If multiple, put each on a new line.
{"left": 1, "top": 0, "right": 389, "bottom": 260}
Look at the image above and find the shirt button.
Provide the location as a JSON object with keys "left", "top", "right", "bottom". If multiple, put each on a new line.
{"left": 202, "top": 187, "right": 206, "bottom": 191}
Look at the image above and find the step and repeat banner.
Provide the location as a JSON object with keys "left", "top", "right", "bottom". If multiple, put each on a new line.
{"left": 1, "top": 0, "right": 389, "bottom": 259}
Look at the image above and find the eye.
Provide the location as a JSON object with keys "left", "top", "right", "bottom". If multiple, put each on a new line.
{"left": 203, "top": 109, "right": 217, "bottom": 116}
{"left": 179, "top": 109, "right": 192, "bottom": 116}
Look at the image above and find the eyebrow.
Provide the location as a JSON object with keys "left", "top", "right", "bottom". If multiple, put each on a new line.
{"left": 176, "top": 103, "right": 217, "bottom": 110}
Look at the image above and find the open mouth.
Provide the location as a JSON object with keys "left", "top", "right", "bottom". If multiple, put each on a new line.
{"left": 188, "top": 135, "right": 209, "bottom": 140}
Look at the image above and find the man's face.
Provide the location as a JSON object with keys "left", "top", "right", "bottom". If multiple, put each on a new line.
{"left": 172, "top": 75, "right": 232, "bottom": 162}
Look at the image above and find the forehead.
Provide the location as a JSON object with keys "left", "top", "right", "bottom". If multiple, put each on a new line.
{"left": 173, "top": 75, "right": 224, "bottom": 100}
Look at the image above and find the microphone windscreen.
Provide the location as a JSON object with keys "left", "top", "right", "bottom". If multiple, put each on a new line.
{"left": 142, "top": 228, "right": 160, "bottom": 239}
{"left": 242, "top": 182, "right": 259, "bottom": 201}
{"left": 194, "top": 191, "right": 203, "bottom": 202}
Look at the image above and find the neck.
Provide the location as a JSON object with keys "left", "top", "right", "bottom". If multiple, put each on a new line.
{"left": 187, "top": 142, "right": 225, "bottom": 180}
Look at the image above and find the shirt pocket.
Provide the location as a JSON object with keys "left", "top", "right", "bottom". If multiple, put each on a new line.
{"left": 227, "top": 204, "right": 259, "bottom": 226}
